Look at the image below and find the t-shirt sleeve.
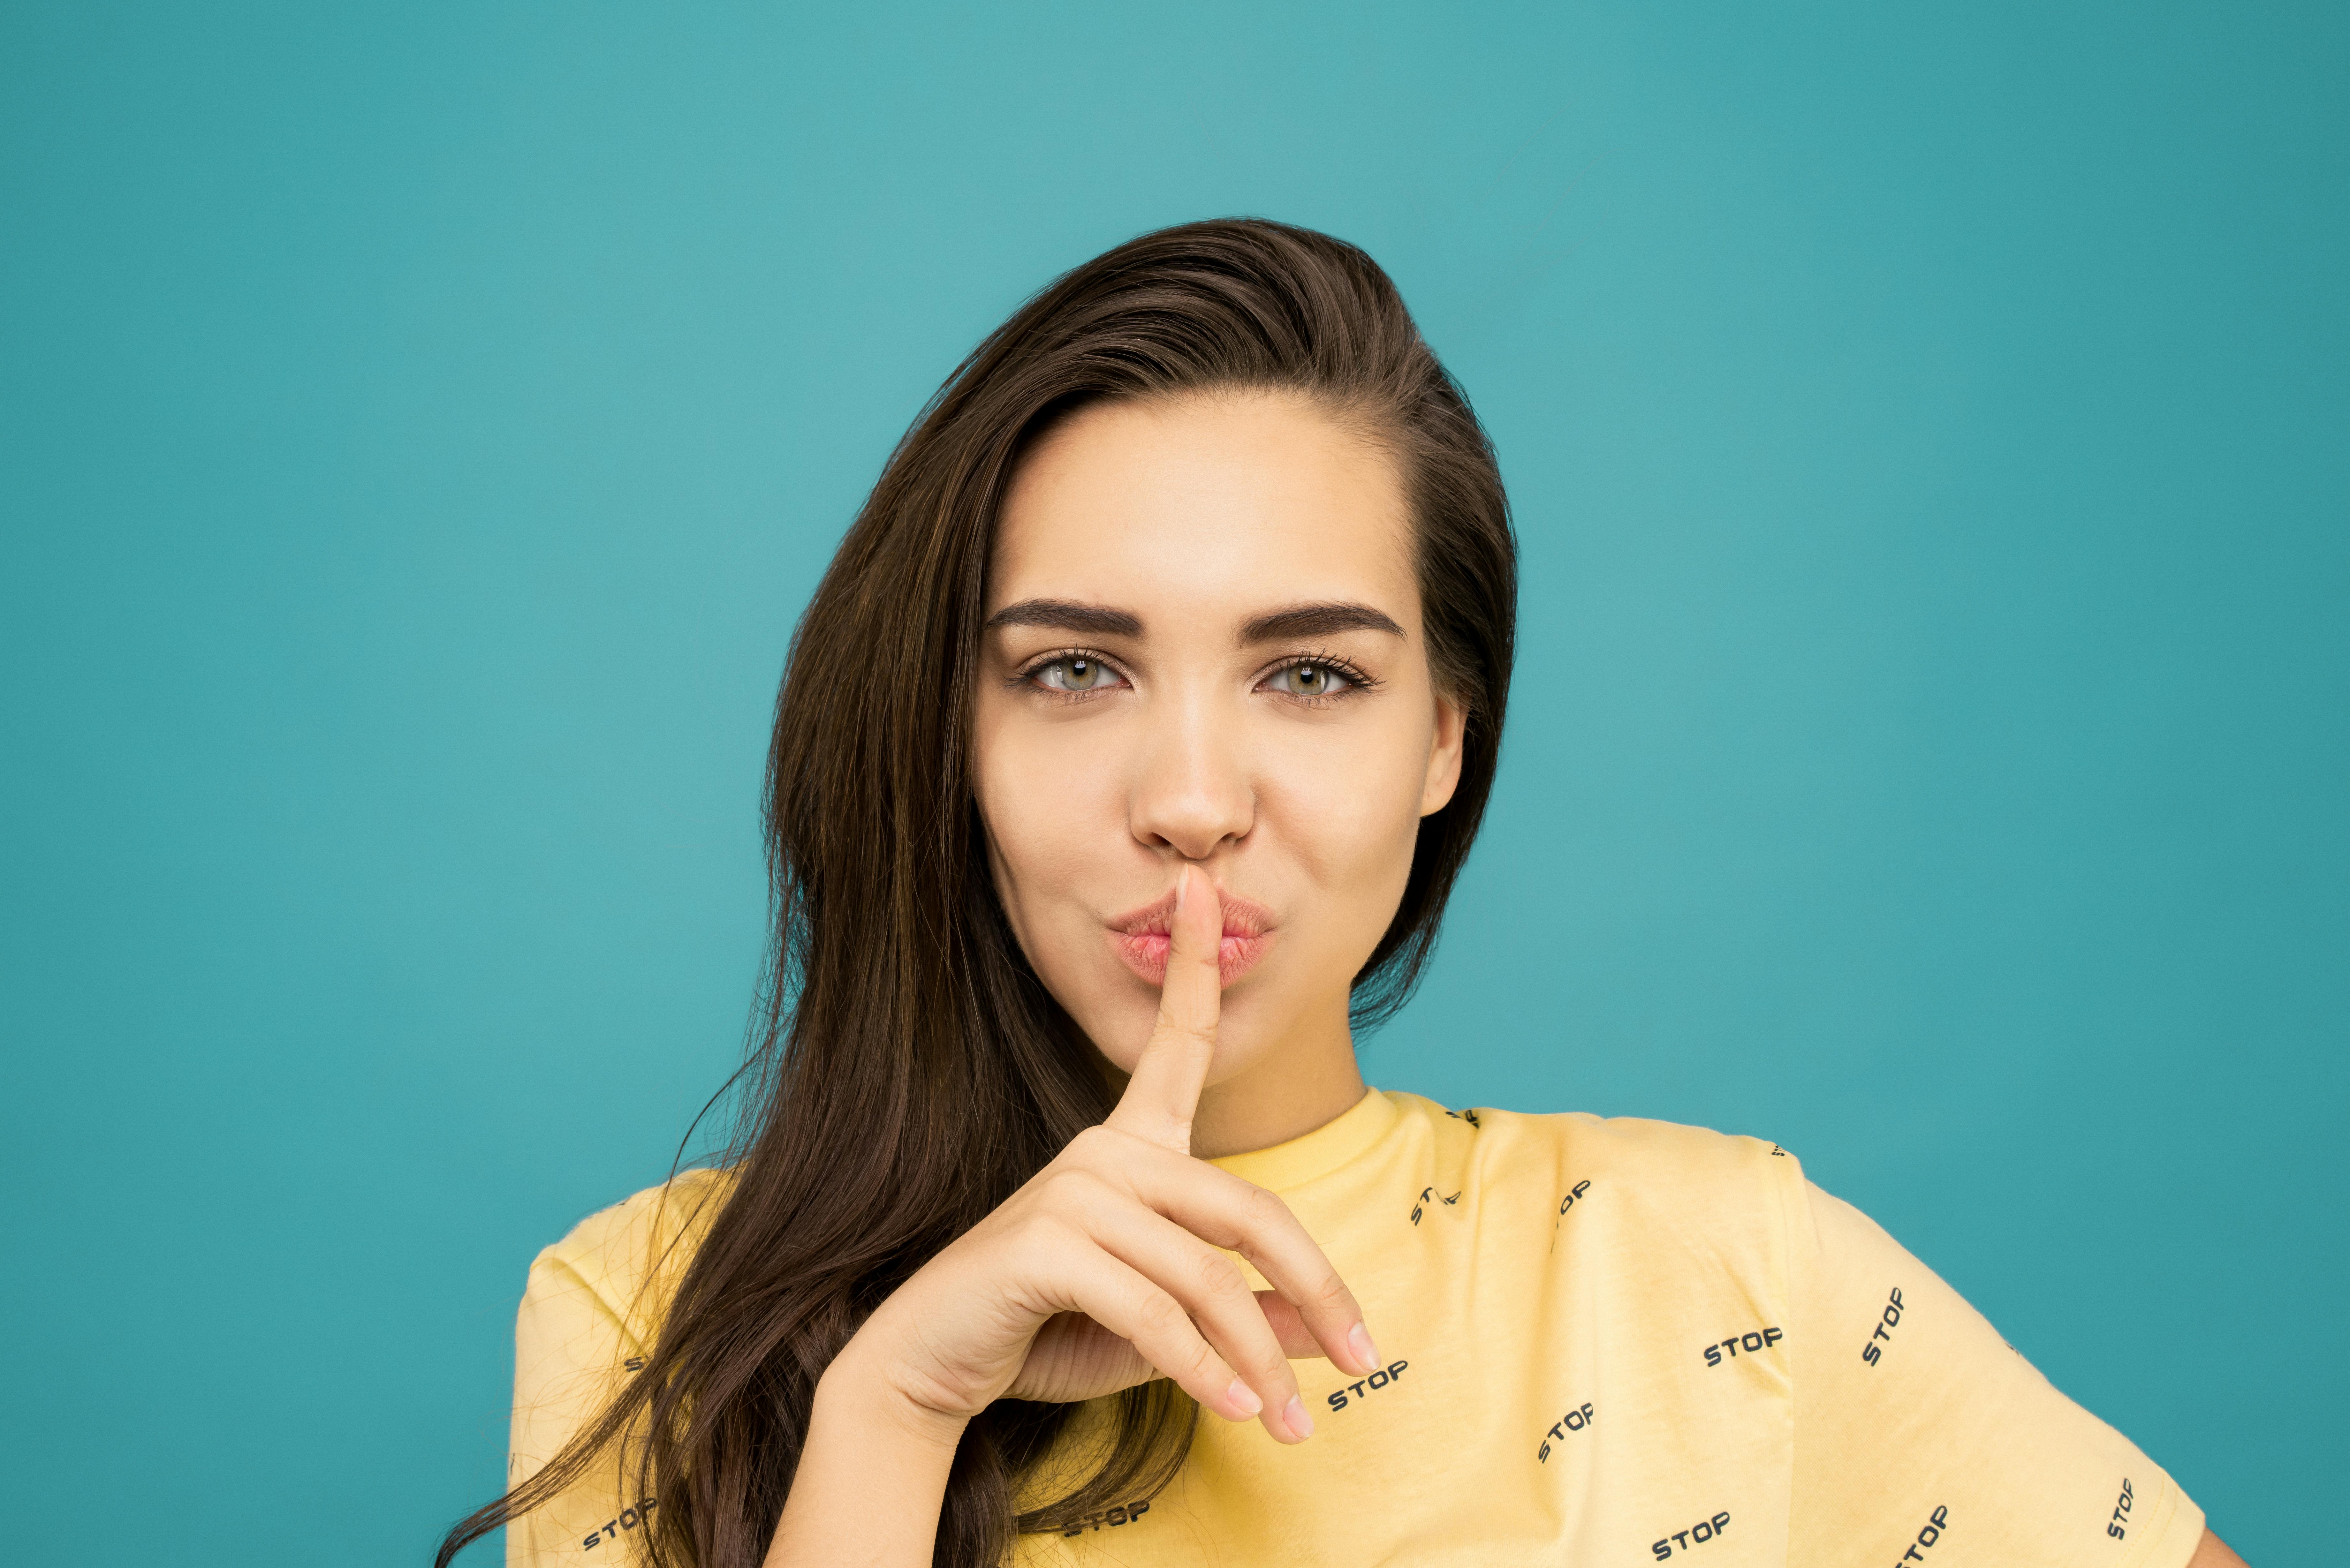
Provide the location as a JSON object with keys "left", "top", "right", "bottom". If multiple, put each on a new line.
{"left": 1780, "top": 1168, "right": 2203, "bottom": 1568}
{"left": 504, "top": 1174, "right": 732, "bottom": 1567}
{"left": 506, "top": 1249, "right": 662, "bottom": 1566}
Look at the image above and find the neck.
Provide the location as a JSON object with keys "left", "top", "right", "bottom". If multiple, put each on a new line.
{"left": 1184, "top": 999, "right": 1366, "bottom": 1160}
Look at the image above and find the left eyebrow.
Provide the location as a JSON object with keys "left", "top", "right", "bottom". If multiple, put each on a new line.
{"left": 1240, "top": 601, "right": 1406, "bottom": 643}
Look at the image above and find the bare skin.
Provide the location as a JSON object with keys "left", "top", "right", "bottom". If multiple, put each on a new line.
{"left": 2189, "top": 1532, "right": 2250, "bottom": 1567}
{"left": 973, "top": 391, "right": 1465, "bottom": 1157}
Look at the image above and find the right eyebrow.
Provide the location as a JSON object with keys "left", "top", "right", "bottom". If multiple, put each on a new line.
{"left": 983, "top": 599, "right": 1144, "bottom": 637}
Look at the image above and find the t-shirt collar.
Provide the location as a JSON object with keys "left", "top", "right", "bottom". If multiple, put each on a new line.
{"left": 1208, "top": 1087, "right": 1398, "bottom": 1193}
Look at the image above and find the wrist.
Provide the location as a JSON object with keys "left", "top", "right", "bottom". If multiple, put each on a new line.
{"left": 770, "top": 1334, "right": 966, "bottom": 1566}
{"left": 815, "top": 1333, "right": 974, "bottom": 1455}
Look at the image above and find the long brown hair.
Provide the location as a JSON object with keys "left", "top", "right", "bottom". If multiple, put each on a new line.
{"left": 437, "top": 217, "right": 1516, "bottom": 1568}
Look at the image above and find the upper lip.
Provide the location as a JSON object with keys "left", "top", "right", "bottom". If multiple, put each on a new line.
{"left": 1106, "top": 884, "right": 1276, "bottom": 938}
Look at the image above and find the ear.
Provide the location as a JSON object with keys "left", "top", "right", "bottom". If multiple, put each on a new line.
{"left": 1420, "top": 693, "right": 1468, "bottom": 816}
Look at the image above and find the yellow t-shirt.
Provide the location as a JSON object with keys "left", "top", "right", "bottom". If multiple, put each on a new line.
{"left": 507, "top": 1090, "right": 2205, "bottom": 1567}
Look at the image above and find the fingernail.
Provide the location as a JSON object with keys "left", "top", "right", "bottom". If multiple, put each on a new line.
{"left": 1226, "top": 1379, "right": 1261, "bottom": 1418}
{"left": 1347, "top": 1322, "right": 1379, "bottom": 1374}
{"left": 1175, "top": 865, "right": 1190, "bottom": 914}
{"left": 1283, "top": 1394, "right": 1313, "bottom": 1440}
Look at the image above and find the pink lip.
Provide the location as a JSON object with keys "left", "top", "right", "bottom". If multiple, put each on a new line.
{"left": 1106, "top": 885, "right": 1278, "bottom": 989}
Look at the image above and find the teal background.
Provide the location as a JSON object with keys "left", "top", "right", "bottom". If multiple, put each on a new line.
{"left": 3, "top": 2, "right": 2342, "bottom": 1562}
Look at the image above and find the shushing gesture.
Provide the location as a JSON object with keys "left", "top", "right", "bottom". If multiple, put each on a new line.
{"left": 822, "top": 865, "right": 1379, "bottom": 1447}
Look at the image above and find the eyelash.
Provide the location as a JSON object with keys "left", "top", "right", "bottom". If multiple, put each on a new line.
{"left": 1008, "top": 647, "right": 1380, "bottom": 705}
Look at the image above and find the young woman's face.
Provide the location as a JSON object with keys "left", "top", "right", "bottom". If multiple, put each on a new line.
{"left": 974, "top": 390, "right": 1465, "bottom": 1088}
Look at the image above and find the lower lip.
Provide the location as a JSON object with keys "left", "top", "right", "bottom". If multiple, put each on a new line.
{"left": 1111, "top": 930, "right": 1275, "bottom": 989}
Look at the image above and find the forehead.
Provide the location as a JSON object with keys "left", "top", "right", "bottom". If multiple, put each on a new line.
{"left": 989, "top": 391, "right": 1417, "bottom": 625}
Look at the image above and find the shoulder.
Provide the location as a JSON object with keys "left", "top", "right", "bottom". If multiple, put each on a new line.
{"left": 1386, "top": 1090, "right": 1804, "bottom": 1226}
{"left": 523, "top": 1166, "right": 737, "bottom": 1345}
{"left": 1391, "top": 1089, "right": 1795, "bottom": 1178}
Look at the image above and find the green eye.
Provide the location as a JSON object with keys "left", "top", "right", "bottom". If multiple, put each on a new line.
{"left": 1032, "top": 656, "right": 1123, "bottom": 692}
{"left": 1270, "top": 662, "right": 1349, "bottom": 697}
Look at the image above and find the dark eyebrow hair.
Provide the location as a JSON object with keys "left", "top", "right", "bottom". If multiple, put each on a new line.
{"left": 1240, "top": 601, "right": 1406, "bottom": 643}
{"left": 983, "top": 598, "right": 1144, "bottom": 637}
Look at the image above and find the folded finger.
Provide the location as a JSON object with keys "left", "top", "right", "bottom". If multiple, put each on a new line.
{"left": 1124, "top": 1147, "right": 1380, "bottom": 1379}
{"left": 1080, "top": 1201, "right": 1316, "bottom": 1444}
{"left": 1026, "top": 1232, "right": 1263, "bottom": 1426}
{"left": 1254, "top": 1292, "right": 1327, "bottom": 1361}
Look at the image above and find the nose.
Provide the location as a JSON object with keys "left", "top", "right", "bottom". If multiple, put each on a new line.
{"left": 1128, "top": 691, "right": 1255, "bottom": 862}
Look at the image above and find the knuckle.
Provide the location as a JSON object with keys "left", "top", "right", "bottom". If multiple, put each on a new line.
{"left": 1189, "top": 1248, "right": 1248, "bottom": 1301}
{"left": 1017, "top": 1212, "right": 1083, "bottom": 1258}
{"left": 1238, "top": 1181, "right": 1291, "bottom": 1231}
{"left": 1308, "top": 1268, "right": 1356, "bottom": 1315}
{"left": 1175, "top": 1334, "right": 1222, "bottom": 1384}
{"left": 1066, "top": 1125, "right": 1120, "bottom": 1163}
{"left": 1040, "top": 1165, "right": 1106, "bottom": 1209}
{"left": 1133, "top": 1287, "right": 1192, "bottom": 1343}
{"left": 1113, "top": 1108, "right": 1190, "bottom": 1157}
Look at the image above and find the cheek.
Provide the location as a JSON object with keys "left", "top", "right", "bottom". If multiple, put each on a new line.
{"left": 973, "top": 711, "right": 1127, "bottom": 941}
{"left": 1257, "top": 722, "right": 1429, "bottom": 907}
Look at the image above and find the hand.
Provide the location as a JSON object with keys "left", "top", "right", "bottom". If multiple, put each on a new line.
{"left": 830, "top": 864, "right": 1381, "bottom": 1445}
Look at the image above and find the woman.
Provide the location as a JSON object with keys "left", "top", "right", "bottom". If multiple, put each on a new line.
{"left": 439, "top": 219, "right": 2240, "bottom": 1568}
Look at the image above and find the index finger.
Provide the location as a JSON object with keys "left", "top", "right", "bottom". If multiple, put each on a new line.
{"left": 1104, "top": 863, "right": 1222, "bottom": 1154}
